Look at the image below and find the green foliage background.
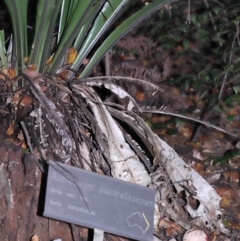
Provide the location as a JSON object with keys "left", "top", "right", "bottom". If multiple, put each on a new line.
{"left": 137, "top": 0, "right": 240, "bottom": 108}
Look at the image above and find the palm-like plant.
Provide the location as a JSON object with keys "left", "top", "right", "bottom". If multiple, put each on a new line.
{"left": 0, "top": 0, "right": 229, "bottom": 239}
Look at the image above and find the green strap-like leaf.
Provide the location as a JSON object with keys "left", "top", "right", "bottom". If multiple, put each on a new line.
{"left": 57, "top": 0, "right": 71, "bottom": 44}
{"left": 4, "top": 0, "right": 28, "bottom": 73}
{"left": 38, "top": 2, "right": 63, "bottom": 72}
{"left": 57, "top": 0, "right": 81, "bottom": 44}
{"left": 81, "top": 0, "right": 175, "bottom": 78}
{"left": 73, "top": 0, "right": 106, "bottom": 51}
{"left": 0, "top": 31, "right": 7, "bottom": 70}
{"left": 49, "top": 0, "right": 101, "bottom": 74}
{"left": 71, "top": 0, "right": 131, "bottom": 73}
{"left": 28, "top": 0, "right": 62, "bottom": 72}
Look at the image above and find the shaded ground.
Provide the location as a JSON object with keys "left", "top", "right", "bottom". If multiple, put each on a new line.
{"left": 108, "top": 32, "right": 240, "bottom": 237}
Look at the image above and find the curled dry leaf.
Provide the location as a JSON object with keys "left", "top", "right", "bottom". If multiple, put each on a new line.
{"left": 6, "top": 122, "right": 14, "bottom": 135}
{"left": 87, "top": 92, "right": 151, "bottom": 186}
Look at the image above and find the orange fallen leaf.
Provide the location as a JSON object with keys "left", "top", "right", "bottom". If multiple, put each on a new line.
{"left": 66, "top": 47, "right": 77, "bottom": 64}
{"left": 13, "top": 93, "right": 34, "bottom": 106}
{"left": 188, "top": 141, "right": 201, "bottom": 150}
{"left": 46, "top": 54, "right": 53, "bottom": 65}
{"left": 8, "top": 68, "right": 16, "bottom": 78}
{"left": 21, "top": 95, "right": 34, "bottom": 106}
{"left": 7, "top": 122, "right": 15, "bottom": 135}
{"left": 21, "top": 142, "right": 27, "bottom": 150}
{"left": 28, "top": 64, "right": 37, "bottom": 71}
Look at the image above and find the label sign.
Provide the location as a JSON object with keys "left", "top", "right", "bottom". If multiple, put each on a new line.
{"left": 43, "top": 161, "right": 155, "bottom": 241}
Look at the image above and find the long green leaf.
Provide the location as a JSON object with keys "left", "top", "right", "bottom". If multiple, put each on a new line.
{"left": 57, "top": 0, "right": 80, "bottom": 44}
{"left": 81, "top": 0, "right": 175, "bottom": 78}
{"left": 38, "top": 2, "right": 62, "bottom": 72}
{"left": 0, "top": 31, "right": 7, "bottom": 70}
{"left": 4, "top": 0, "right": 28, "bottom": 73}
{"left": 57, "top": 0, "right": 71, "bottom": 44}
{"left": 73, "top": 0, "right": 106, "bottom": 51}
{"left": 28, "top": 0, "right": 62, "bottom": 71}
{"left": 71, "top": 0, "right": 131, "bottom": 72}
{"left": 49, "top": 0, "right": 101, "bottom": 74}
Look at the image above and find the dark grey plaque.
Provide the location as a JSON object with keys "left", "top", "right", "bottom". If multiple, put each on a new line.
{"left": 43, "top": 161, "right": 155, "bottom": 241}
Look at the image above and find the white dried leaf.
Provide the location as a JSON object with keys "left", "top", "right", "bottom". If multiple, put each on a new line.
{"left": 86, "top": 81, "right": 138, "bottom": 111}
{"left": 86, "top": 91, "right": 150, "bottom": 186}
{"left": 154, "top": 136, "right": 229, "bottom": 234}
{"left": 79, "top": 142, "right": 92, "bottom": 171}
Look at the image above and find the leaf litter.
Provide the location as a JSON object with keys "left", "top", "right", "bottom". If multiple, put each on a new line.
{"left": 0, "top": 67, "right": 237, "bottom": 241}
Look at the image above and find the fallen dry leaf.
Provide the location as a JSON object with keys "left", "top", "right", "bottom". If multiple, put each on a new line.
{"left": 205, "top": 172, "right": 221, "bottom": 184}
{"left": 28, "top": 64, "right": 37, "bottom": 71}
{"left": 8, "top": 68, "right": 16, "bottom": 78}
{"left": 13, "top": 93, "right": 34, "bottom": 106}
{"left": 66, "top": 47, "right": 77, "bottom": 64}
{"left": 46, "top": 54, "right": 53, "bottom": 65}
{"left": 17, "top": 131, "right": 24, "bottom": 141}
{"left": 192, "top": 149, "right": 203, "bottom": 160}
{"left": 21, "top": 142, "right": 27, "bottom": 150}
{"left": 7, "top": 122, "right": 14, "bottom": 135}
